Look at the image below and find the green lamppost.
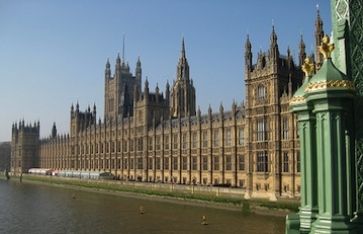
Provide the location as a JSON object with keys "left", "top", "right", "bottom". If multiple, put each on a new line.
{"left": 306, "top": 35, "right": 356, "bottom": 233}
{"left": 287, "top": 57, "right": 319, "bottom": 234}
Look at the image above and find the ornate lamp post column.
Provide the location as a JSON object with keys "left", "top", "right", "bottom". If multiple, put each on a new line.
{"left": 287, "top": 57, "right": 319, "bottom": 234}
{"left": 306, "top": 35, "right": 356, "bottom": 234}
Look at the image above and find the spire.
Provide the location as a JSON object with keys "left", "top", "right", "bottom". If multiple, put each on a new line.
{"left": 52, "top": 122, "right": 57, "bottom": 139}
{"left": 299, "top": 32, "right": 306, "bottom": 67}
{"left": 270, "top": 20, "right": 277, "bottom": 46}
{"left": 177, "top": 36, "right": 189, "bottom": 81}
{"left": 269, "top": 21, "right": 279, "bottom": 60}
{"left": 180, "top": 35, "right": 186, "bottom": 59}
{"left": 105, "top": 58, "right": 111, "bottom": 78}
{"left": 116, "top": 52, "right": 121, "bottom": 65}
{"left": 315, "top": 4, "right": 324, "bottom": 70}
{"left": 135, "top": 55, "right": 142, "bottom": 93}
{"left": 245, "top": 34, "right": 252, "bottom": 69}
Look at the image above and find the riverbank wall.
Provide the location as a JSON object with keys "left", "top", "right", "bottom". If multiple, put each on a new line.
{"left": 1, "top": 172, "right": 299, "bottom": 215}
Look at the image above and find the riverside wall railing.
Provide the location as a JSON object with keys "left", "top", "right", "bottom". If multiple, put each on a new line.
{"left": 19, "top": 173, "right": 246, "bottom": 199}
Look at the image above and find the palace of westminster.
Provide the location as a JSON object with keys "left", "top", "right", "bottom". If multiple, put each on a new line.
{"left": 10, "top": 10, "right": 327, "bottom": 199}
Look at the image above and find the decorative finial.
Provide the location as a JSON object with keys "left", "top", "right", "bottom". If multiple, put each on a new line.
{"left": 302, "top": 56, "right": 314, "bottom": 77}
{"left": 318, "top": 35, "right": 334, "bottom": 59}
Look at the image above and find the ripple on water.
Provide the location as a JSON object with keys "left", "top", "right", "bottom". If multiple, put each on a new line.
{"left": 0, "top": 180, "right": 286, "bottom": 233}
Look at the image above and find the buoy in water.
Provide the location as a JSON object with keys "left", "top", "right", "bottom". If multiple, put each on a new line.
{"left": 201, "top": 215, "right": 208, "bottom": 225}
{"left": 72, "top": 193, "right": 76, "bottom": 199}
{"left": 139, "top": 205, "right": 145, "bottom": 214}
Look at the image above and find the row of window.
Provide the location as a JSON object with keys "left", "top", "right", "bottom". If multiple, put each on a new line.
{"left": 256, "top": 116, "right": 293, "bottom": 141}
{"left": 67, "top": 129, "right": 245, "bottom": 155}
{"left": 41, "top": 152, "right": 300, "bottom": 173}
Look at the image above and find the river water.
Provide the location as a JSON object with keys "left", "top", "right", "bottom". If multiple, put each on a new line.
{"left": 0, "top": 179, "right": 286, "bottom": 233}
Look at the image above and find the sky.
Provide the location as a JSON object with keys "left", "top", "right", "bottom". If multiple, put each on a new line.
{"left": 0, "top": 1, "right": 332, "bottom": 142}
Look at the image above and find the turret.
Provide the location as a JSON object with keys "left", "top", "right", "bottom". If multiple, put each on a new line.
{"left": 165, "top": 80, "right": 170, "bottom": 104}
{"left": 245, "top": 34, "right": 253, "bottom": 70}
{"left": 71, "top": 103, "right": 74, "bottom": 116}
{"left": 299, "top": 34, "right": 306, "bottom": 67}
{"left": 177, "top": 36, "right": 190, "bottom": 82}
{"left": 269, "top": 24, "right": 279, "bottom": 61}
{"left": 115, "top": 52, "right": 121, "bottom": 74}
{"left": 155, "top": 83, "right": 159, "bottom": 102}
{"left": 51, "top": 122, "right": 57, "bottom": 139}
{"left": 314, "top": 5, "right": 324, "bottom": 70}
{"left": 171, "top": 37, "right": 196, "bottom": 117}
{"left": 144, "top": 78, "right": 149, "bottom": 103}
{"left": 135, "top": 56, "right": 142, "bottom": 92}
{"left": 105, "top": 58, "right": 111, "bottom": 78}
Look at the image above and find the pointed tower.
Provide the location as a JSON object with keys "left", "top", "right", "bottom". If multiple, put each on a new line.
{"left": 135, "top": 56, "right": 142, "bottom": 93}
{"left": 314, "top": 5, "right": 324, "bottom": 70}
{"left": 269, "top": 24, "right": 279, "bottom": 65}
{"left": 104, "top": 39, "right": 139, "bottom": 121}
{"left": 171, "top": 37, "right": 196, "bottom": 118}
{"left": 299, "top": 34, "right": 306, "bottom": 68}
{"left": 245, "top": 34, "right": 253, "bottom": 72}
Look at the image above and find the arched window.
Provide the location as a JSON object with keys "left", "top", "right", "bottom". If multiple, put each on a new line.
{"left": 258, "top": 85, "right": 266, "bottom": 99}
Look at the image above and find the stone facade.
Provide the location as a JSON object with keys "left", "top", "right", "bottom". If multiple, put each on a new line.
{"left": 10, "top": 11, "right": 325, "bottom": 200}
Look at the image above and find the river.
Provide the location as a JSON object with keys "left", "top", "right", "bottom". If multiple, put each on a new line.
{"left": 0, "top": 179, "right": 286, "bottom": 233}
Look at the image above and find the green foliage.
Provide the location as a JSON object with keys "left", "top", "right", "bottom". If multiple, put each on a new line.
{"left": 23, "top": 175, "right": 299, "bottom": 213}
{"left": 259, "top": 202, "right": 299, "bottom": 212}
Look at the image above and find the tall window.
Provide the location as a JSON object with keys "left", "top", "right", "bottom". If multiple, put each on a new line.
{"left": 148, "top": 137, "right": 153, "bottom": 151}
{"left": 118, "top": 141, "right": 121, "bottom": 152}
{"left": 283, "top": 152, "right": 289, "bottom": 172}
{"left": 123, "top": 158, "right": 128, "bottom": 169}
{"left": 156, "top": 136, "right": 161, "bottom": 151}
{"left": 182, "top": 133, "right": 187, "bottom": 149}
{"left": 282, "top": 116, "right": 289, "bottom": 140}
{"left": 239, "top": 128, "right": 245, "bottom": 145}
{"left": 297, "top": 152, "right": 300, "bottom": 172}
{"left": 173, "top": 134, "right": 178, "bottom": 149}
{"left": 192, "top": 156, "right": 197, "bottom": 170}
{"left": 156, "top": 157, "right": 161, "bottom": 170}
{"left": 225, "top": 129, "right": 232, "bottom": 146}
{"left": 213, "top": 130, "right": 219, "bottom": 147}
{"left": 257, "top": 118, "right": 267, "bottom": 141}
{"left": 148, "top": 158, "right": 153, "bottom": 170}
{"left": 130, "top": 140, "right": 134, "bottom": 152}
{"left": 202, "top": 131, "right": 208, "bottom": 148}
{"left": 123, "top": 140, "right": 127, "bottom": 152}
{"left": 173, "top": 157, "right": 178, "bottom": 170}
{"left": 165, "top": 136, "right": 169, "bottom": 150}
{"left": 192, "top": 132, "right": 197, "bottom": 148}
{"left": 257, "top": 151, "right": 268, "bottom": 172}
{"left": 130, "top": 158, "right": 134, "bottom": 169}
{"left": 258, "top": 85, "right": 266, "bottom": 99}
{"left": 238, "top": 155, "right": 245, "bottom": 171}
{"left": 137, "top": 157, "right": 143, "bottom": 169}
{"left": 164, "top": 157, "right": 169, "bottom": 170}
{"left": 226, "top": 156, "right": 232, "bottom": 171}
{"left": 202, "top": 156, "right": 208, "bottom": 171}
{"left": 213, "top": 156, "right": 220, "bottom": 170}
{"left": 182, "top": 156, "right": 187, "bottom": 170}
{"left": 137, "top": 138, "right": 143, "bottom": 151}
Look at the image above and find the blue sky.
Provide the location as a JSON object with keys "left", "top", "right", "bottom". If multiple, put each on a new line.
{"left": 0, "top": 1, "right": 332, "bottom": 142}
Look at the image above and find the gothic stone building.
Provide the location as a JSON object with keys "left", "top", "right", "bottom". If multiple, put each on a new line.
{"left": 11, "top": 11, "right": 325, "bottom": 200}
